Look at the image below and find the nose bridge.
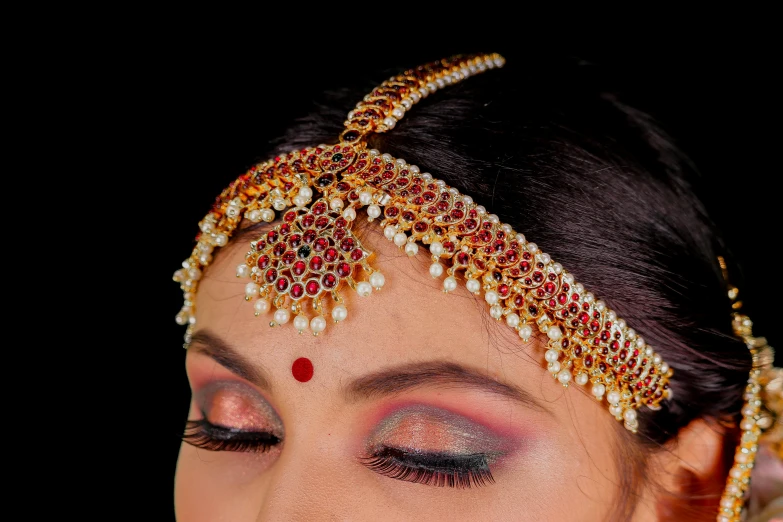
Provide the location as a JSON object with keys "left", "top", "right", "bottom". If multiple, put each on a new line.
{"left": 255, "top": 412, "right": 357, "bottom": 521}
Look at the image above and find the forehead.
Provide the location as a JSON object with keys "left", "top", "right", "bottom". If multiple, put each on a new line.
{"left": 195, "top": 220, "right": 539, "bottom": 381}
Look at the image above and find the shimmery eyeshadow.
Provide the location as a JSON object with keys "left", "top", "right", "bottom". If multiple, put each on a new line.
{"left": 292, "top": 357, "right": 314, "bottom": 382}
{"left": 194, "top": 381, "right": 284, "bottom": 435}
{"left": 366, "top": 404, "right": 516, "bottom": 459}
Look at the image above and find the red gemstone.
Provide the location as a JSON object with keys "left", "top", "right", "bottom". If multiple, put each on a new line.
{"left": 302, "top": 214, "right": 315, "bottom": 227}
{"left": 324, "top": 247, "right": 339, "bottom": 262}
{"left": 585, "top": 354, "right": 594, "bottom": 367}
{"left": 533, "top": 271, "right": 544, "bottom": 282}
{"left": 414, "top": 222, "right": 428, "bottom": 233}
{"left": 313, "top": 202, "right": 327, "bottom": 215}
{"left": 498, "top": 284, "right": 510, "bottom": 297}
{"left": 265, "top": 268, "right": 277, "bottom": 283}
{"left": 443, "top": 241, "right": 455, "bottom": 253}
{"left": 284, "top": 211, "right": 297, "bottom": 222}
{"left": 351, "top": 249, "right": 363, "bottom": 261}
{"left": 457, "top": 252, "right": 469, "bottom": 265}
{"left": 255, "top": 239, "right": 266, "bottom": 250}
{"left": 288, "top": 234, "right": 302, "bottom": 248}
{"left": 528, "top": 305, "right": 539, "bottom": 316}
{"left": 279, "top": 223, "right": 291, "bottom": 235}
{"left": 572, "top": 293, "right": 580, "bottom": 301}
{"left": 273, "top": 242, "right": 286, "bottom": 256}
{"left": 578, "top": 312, "right": 590, "bottom": 324}
{"left": 451, "top": 209, "right": 464, "bottom": 220}
{"left": 315, "top": 216, "right": 329, "bottom": 229}
{"left": 282, "top": 251, "right": 296, "bottom": 264}
{"left": 423, "top": 191, "right": 436, "bottom": 202}
{"left": 385, "top": 207, "right": 399, "bottom": 218}
{"left": 340, "top": 238, "right": 355, "bottom": 252}
{"left": 257, "top": 255, "right": 270, "bottom": 269}
{"left": 544, "top": 282, "right": 556, "bottom": 294}
{"left": 402, "top": 211, "right": 416, "bottom": 222}
{"left": 574, "top": 345, "right": 583, "bottom": 356}
{"left": 337, "top": 262, "right": 351, "bottom": 277}
{"left": 314, "top": 238, "right": 329, "bottom": 252}
{"left": 610, "top": 340, "right": 620, "bottom": 352}
{"left": 333, "top": 229, "right": 346, "bottom": 240}
{"left": 267, "top": 230, "right": 279, "bottom": 242}
{"left": 293, "top": 260, "right": 307, "bottom": 276}
{"left": 289, "top": 282, "right": 305, "bottom": 299}
{"left": 520, "top": 261, "right": 531, "bottom": 272}
{"left": 478, "top": 230, "right": 492, "bottom": 242}
{"left": 558, "top": 293, "right": 568, "bottom": 304}
{"left": 599, "top": 362, "right": 607, "bottom": 372}
{"left": 303, "top": 230, "right": 316, "bottom": 243}
{"left": 506, "top": 250, "right": 518, "bottom": 263}
{"left": 590, "top": 320, "right": 600, "bottom": 332}
{"left": 305, "top": 280, "right": 320, "bottom": 295}
{"left": 322, "top": 273, "right": 337, "bottom": 289}
{"left": 309, "top": 256, "right": 324, "bottom": 271}
{"left": 276, "top": 278, "right": 289, "bottom": 292}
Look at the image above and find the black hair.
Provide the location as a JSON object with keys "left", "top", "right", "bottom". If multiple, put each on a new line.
{"left": 243, "top": 59, "right": 752, "bottom": 519}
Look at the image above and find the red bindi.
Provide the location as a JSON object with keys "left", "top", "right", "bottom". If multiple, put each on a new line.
{"left": 292, "top": 357, "right": 314, "bottom": 382}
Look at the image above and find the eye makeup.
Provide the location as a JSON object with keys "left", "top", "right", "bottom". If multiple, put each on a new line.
{"left": 182, "top": 381, "right": 284, "bottom": 454}
{"left": 361, "top": 404, "right": 521, "bottom": 488}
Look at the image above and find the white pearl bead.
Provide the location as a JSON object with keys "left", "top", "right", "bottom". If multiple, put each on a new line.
{"left": 248, "top": 209, "right": 263, "bottom": 222}
{"left": 245, "top": 282, "right": 260, "bottom": 298}
{"left": 557, "top": 369, "right": 571, "bottom": 384}
{"left": 575, "top": 372, "right": 589, "bottom": 386}
{"left": 405, "top": 243, "right": 419, "bottom": 256}
{"left": 409, "top": 165, "right": 420, "bottom": 174}
{"left": 391, "top": 107, "right": 405, "bottom": 119}
{"left": 310, "top": 315, "right": 327, "bottom": 334}
{"left": 490, "top": 305, "right": 503, "bottom": 319}
{"left": 488, "top": 214, "right": 499, "bottom": 223}
{"left": 369, "top": 272, "right": 385, "bottom": 289}
{"left": 292, "top": 195, "right": 307, "bottom": 207}
{"left": 653, "top": 354, "right": 662, "bottom": 365}
{"left": 553, "top": 263, "right": 563, "bottom": 274}
{"left": 443, "top": 276, "right": 458, "bottom": 293}
{"left": 461, "top": 195, "right": 473, "bottom": 205}
{"left": 545, "top": 349, "right": 559, "bottom": 363}
{"left": 254, "top": 299, "right": 270, "bottom": 314}
{"left": 359, "top": 191, "right": 373, "bottom": 205}
{"left": 383, "top": 117, "right": 397, "bottom": 129}
{"left": 330, "top": 198, "right": 344, "bottom": 210}
{"left": 332, "top": 305, "right": 348, "bottom": 322}
{"left": 547, "top": 326, "right": 563, "bottom": 341}
{"left": 623, "top": 409, "right": 638, "bottom": 422}
{"left": 383, "top": 225, "right": 396, "bottom": 240}
{"left": 367, "top": 205, "right": 381, "bottom": 219}
{"left": 272, "top": 198, "right": 287, "bottom": 211}
{"left": 260, "top": 209, "right": 275, "bottom": 222}
{"left": 660, "top": 362, "right": 669, "bottom": 374}
{"left": 215, "top": 233, "right": 228, "bottom": 247}
{"left": 527, "top": 242, "right": 538, "bottom": 254}
{"left": 609, "top": 404, "right": 623, "bottom": 417}
{"left": 356, "top": 281, "right": 373, "bottom": 297}
{"left": 429, "top": 241, "right": 444, "bottom": 256}
{"left": 636, "top": 337, "right": 646, "bottom": 348}
{"left": 592, "top": 384, "right": 606, "bottom": 398}
{"left": 549, "top": 361, "right": 561, "bottom": 373}
{"left": 606, "top": 310, "right": 617, "bottom": 322}
{"left": 201, "top": 222, "right": 214, "bottom": 234}
{"left": 393, "top": 232, "right": 408, "bottom": 247}
{"left": 226, "top": 206, "right": 240, "bottom": 219}
{"left": 198, "top": 254, "right": 212, "bottom": 265}
{"left": 188, "top": 267, "right": 202, "bottom": 281}
{"left": 236, "top": 264, "right": 250, "bottom": 278}
{"left": 607, "top": 391, "right": 621, "bottom": 405}
{"left": 273, "top": 308, "right": 290, "bottom": 325}
{"left": 519, "top": 325, "right": 533, "bottom": 341}
{"left": 429, "top": 263, "right": 444, "bottom": 278}
{"left": 381, "top": 153, "right": 393, "bottom": 161}
{"left": 342, "top": 207, "right": 356, "bottom": 221}
{"left": 484, "top": 290, "right": 499, "bottom": 305}
{"left": 506, "top": 313, "right": 520, "bottom": 328}
{"left": 616, "top": 319, "right": 626, "bottom": 330}
{"left": 298, "top": 187, "right": 313, "bottom": 200}
{"left": 466, "top": 279, "right": 481, "bottom": 293}
{"left": 516, "top": 233, "right": 526, "bottom": 243}
{"left": 293, "top": 315, "right": 309, "bottom": 332}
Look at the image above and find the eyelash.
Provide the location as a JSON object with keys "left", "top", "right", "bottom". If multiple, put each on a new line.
{"left": 360, "top": 446, "right": 495, "bottom": 489}
{"left": 182, "top": 418, "right": 281, "bottom": 453}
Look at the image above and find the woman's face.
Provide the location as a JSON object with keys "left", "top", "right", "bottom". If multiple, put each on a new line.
{"left": 175, "top": 224, "right": 637, "bottom": 521}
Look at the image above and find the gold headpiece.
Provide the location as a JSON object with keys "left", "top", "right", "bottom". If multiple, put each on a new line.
{"left": 717, "top": 257, "right": 781, "bottom": 522}
{"left": 173, "top": 53, "right": 673, "bottom": 432}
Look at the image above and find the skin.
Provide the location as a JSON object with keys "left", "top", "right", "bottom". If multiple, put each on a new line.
{"left": 175, "top": 222, "right": 726, "bottom": 521}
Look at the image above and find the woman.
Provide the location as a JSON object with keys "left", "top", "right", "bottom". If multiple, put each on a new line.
{"left": 171, "top": 54, "right": 781, "bottom": 521}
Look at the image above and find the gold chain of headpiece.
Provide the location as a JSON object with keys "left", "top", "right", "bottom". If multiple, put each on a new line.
{"left": 717, "top": 257, "right": 781, "bottom": 522}
{"left": 173, "top": 52, "right": 673, "bottom": 436}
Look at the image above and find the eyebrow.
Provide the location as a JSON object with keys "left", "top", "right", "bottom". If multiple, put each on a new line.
{"left": 344, "top": 360, "right": 552, "bottom": 414}
{"left": 188, "top": 329, "right": 273, "bottom": 392}
{"left": 188, "top": 330, "right": 550, "bottom": 414}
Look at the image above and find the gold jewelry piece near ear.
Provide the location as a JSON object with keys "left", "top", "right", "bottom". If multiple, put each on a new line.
{"left": 174, "top": 53, "right": 673, "bottom": 433}
{"left": 717, "top": 257, "right": 781, "bottom": 522}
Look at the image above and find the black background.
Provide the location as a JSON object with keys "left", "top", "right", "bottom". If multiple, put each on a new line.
{"left": 116, "top": 24, "right": 778, "bottom": 518}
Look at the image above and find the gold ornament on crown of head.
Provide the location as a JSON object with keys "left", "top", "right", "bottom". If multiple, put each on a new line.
{"left": 173, "top": 53, "right": 673, "bottom": 433}
{"left": 716, "top": 256, "right": 781, "bottom": 522}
